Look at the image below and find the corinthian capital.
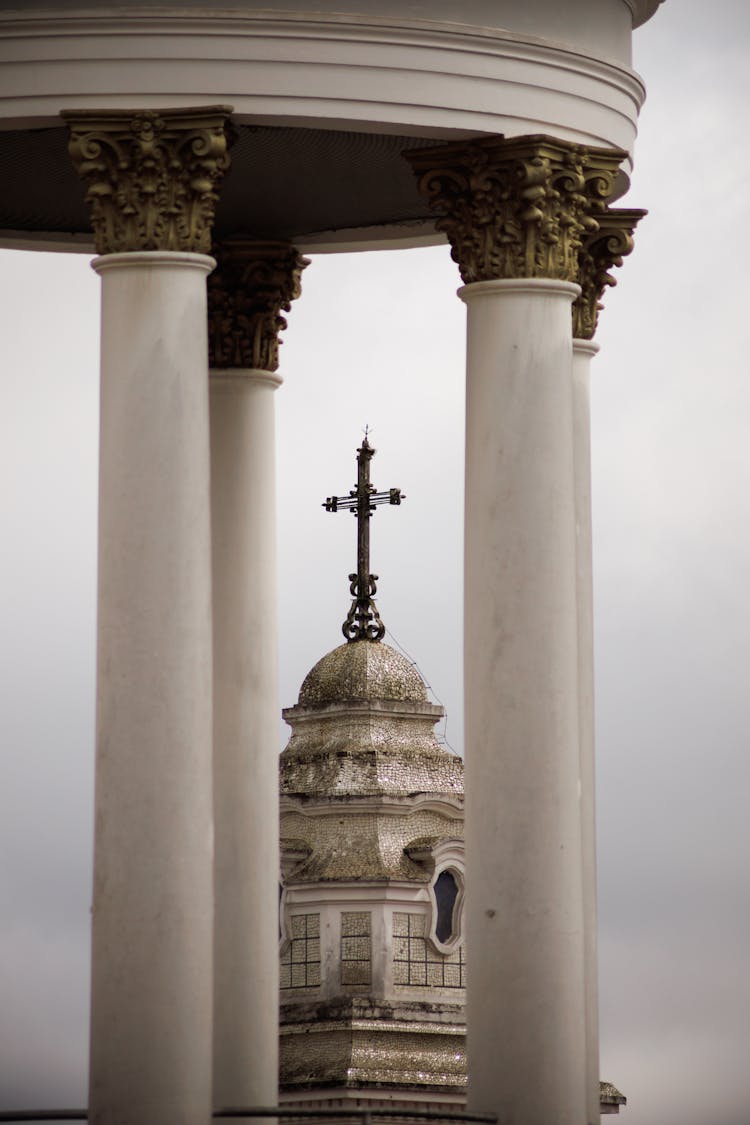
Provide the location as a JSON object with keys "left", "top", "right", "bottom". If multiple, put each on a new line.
{"left": 62, "top": 106, "right": 234, "bottom": 255}
{"left": 406, "top": 135, "right": 627, "bottom": 285}
{"left": 207, "top": 240, "right": 309, "bottom": 371}
{"left": 573, "top": 208, "right": 646, "bottom": 339}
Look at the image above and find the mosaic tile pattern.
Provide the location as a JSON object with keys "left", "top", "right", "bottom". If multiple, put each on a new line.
{"left": 280, "top": 719, "right": 464, "bottom": 798}
{"left": 340, "top": 911, "right": 372, "bottom": 985}
{"left": 279, "top": 1016, "right": 467, "bottom": 1091}
{"left": 296, "top": 641, "right": 428, "bottom": 706}
{"left": 280, "top": 913, "right": 321, "bottom": 990}
{"left": 393, "top": 912, "right": 465, "bottom": 989}
{"left": 280, "top": 808, "right": 463, "bottom": 882}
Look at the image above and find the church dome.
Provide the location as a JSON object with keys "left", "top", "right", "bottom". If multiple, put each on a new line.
{"left": 298, "top": 639, "right": 428, "bottom": 707}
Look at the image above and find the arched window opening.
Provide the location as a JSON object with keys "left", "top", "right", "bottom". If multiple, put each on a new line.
{"left": 434, "top": 869, "right": 459, "bottom": 944}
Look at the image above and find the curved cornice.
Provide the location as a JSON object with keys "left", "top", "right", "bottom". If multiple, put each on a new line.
{"left": 0, "top": 9, "right": 645, "bottom": 154}
{"left": 280, "top": 794, "right": 464, "bottom": 818}
{"left": 0, "top": 7, "right": 647, "bottom": 248}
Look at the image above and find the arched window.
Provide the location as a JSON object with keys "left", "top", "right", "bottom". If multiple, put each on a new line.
{"left": 434, "top": 869, "right": 460, "bottom": 944}
{"left": 407, "top": 837, "right": 465, "bottom": 953}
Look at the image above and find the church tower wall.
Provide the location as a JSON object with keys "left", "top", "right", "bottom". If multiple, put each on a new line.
{"left": 279, "top": 640, "right": 467, "bottom": 1112}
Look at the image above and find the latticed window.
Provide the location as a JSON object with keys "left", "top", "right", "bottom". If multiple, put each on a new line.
{"left": 280, "top": 913, "right": 321, "bottom": 990}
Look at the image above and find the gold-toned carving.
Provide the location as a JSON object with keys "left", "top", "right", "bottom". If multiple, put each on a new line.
{"left": 573, "top": 207, "right": 646, "bottom": 339}
{"left": 208, "top": 240, "right": 309, "bottom": 371}
{"left": 62, "top": 106, "right": 234, "bottom": 255}
{"left": 406, "top": 135, "right": 626, "bottom": 284}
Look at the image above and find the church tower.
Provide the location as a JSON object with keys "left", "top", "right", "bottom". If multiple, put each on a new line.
{"left": 278, "top": 439, "right": 467, "bottom": 1114}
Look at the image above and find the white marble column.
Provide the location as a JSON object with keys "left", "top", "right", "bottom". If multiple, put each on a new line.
{"left": 462, "top": 277, "right": 587, "bottom": 1125}
{"left": 571, "top": 207, "right": 644, "bottom": 1122}
{"left": 211, "top": 367, "right": 281, "bottom": 1108}
{"left": 64, "top": 107, "right": 232, "bottom": 1125}
{"left": 208, "top": 241, "right": 307, "bottom": 1111}
{"left": 407, "top": 136, "right": 628, "bottom": 1125}
{"left": 91, "top": 249, "right": 216, "bottom": 1125}
{"left": 572, "top": 336, "right": 600, "bottom": 1125}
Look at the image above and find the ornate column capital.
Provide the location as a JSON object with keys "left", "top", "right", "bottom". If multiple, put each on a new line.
{"left": 572, "top": 208, "right": 646, "bottom": 340}
{"left": 207, "top": 240, "right": 309, "bottom": 372}
{"left": 405, "top": 135, "right": 626, "bottom": 285}
{"left": 62, "top": 105, "right": 234, "bottom": 255}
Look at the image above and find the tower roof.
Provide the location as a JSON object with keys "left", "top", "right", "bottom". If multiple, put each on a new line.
{"left": 298, "top": 639, "right": 428, "bottom": 708}
{"left": 280, "top": 440, "right": 460, "bottom": 806}
{"left": 280, "top": 637, "right": 456, "bottom": 805}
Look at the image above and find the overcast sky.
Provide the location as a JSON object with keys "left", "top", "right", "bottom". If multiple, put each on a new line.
{"left": 1, "top": 2, "right": 749, "bottom": 1122}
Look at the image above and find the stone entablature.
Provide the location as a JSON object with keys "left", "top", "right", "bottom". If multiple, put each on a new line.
{"left": 0, "top": 3, "right": 658, "bottom": 253}
{"left": 1, "top": 9, "right": 647, "bottom": 150}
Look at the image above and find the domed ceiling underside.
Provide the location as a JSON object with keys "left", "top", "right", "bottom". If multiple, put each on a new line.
{"left": 0, "top": 123, "right": 437, "bottom": 247}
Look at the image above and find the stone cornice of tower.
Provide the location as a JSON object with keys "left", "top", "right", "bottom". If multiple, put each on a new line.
{"left": 280, "top": 730, "right": 463, "bottom": 800}
{"left": 280, "top": 793, "right": 464, "bottom": 819}
{"left": 283, "top": 698, "right": 444, "bottom": 723}
{"left": 281, "top": 805, "right": 463, "bottom": 882}
{"left": 279, "top": 1000, "right": 468, "bottom": 1096}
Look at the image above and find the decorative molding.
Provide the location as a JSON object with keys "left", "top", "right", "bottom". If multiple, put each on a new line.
{"left": 0, "top": 13, "right": 644, "bottom": 180}
{"left": 573, "top": 206, "right": 646, "bottom": 339}
{"left": 62, "top": 105, "right": 233, "bottom": 254}
{"left": 405, "top": 837, "right": 466, "bottom": 956}
{"left": 406, "top": 135, "right": 626, "bottom": 285}
{"left": 208, "top": 239, "right": 309, "bottom": 371}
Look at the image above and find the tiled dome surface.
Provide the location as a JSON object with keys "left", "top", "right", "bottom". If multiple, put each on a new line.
{"left": 298, "top": 640, "right": 427, "bottom": 707}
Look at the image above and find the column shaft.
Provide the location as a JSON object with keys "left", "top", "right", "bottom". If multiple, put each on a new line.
{"left": 90, "top": 251, "right": 215, "bottom": 1125}
{"left": 211, "top": 368, "right": 282, "bottom": 1109}
{"left": 462, "top": 278, "right": 586, "bottom": 1125}
{"left": 406, "top": 134, "right": 637, "bottom": 1125}
{"left": 573, "top": 337, "right": 601, "bottom": 1125}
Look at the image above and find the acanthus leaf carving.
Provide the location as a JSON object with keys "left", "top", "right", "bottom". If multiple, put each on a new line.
{"left": 207, "top": 240, "right": 309, "bottom": 371}
{"left": 573, "top": 207, "right": 646, "bottom": 339}
{"left": 63, "top": 106, "right": 234, "bottom": 255}
{"left": 405, "top": 135, "right": 627, "bottom": 285}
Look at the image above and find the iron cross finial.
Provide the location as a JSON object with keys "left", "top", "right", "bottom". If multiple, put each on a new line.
{"left": 323, "top": 437, "right": 405, "bottom": 642}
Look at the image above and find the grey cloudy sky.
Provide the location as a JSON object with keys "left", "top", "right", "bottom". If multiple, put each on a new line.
{"left": 2, "top": 1, "right": 749, "bottom": 1122}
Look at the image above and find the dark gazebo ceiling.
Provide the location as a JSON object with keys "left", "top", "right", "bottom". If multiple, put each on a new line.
{"left": 0, "top": 123, "right": 439, "bottom": 245}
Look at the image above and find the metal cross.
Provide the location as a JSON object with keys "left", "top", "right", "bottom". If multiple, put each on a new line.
{"left": 323, "top": 434, "right": 404, "bottom": 642}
